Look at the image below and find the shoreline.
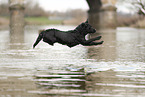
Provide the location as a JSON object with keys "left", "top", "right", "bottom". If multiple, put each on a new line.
{"left": 1, "top": 16, "right": 145, "bottom": 29}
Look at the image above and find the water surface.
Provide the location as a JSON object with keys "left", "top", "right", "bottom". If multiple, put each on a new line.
{"left": 0, "top": 25, "right": 145, "bottom": 97}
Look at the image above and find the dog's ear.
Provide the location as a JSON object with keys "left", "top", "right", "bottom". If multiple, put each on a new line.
{"left": 85, "top": 19, "right": 89, "bottom": 23}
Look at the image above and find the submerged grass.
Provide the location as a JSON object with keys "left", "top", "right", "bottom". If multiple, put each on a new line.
{"left": 25, "top": 17, "right": 62, "bottom": 25}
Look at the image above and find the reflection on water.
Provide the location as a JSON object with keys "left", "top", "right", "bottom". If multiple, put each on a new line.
{"left": 88, "top": 30, "right": 117, "bottom": 61}
{"left": 10, "top": 30, "right": 25, "bottom": 50}
{"left": 0, "top": 25, "right": 145, "bottom": 97}
{"left": 34, "top": 68, "right": 86, "bottom": 96}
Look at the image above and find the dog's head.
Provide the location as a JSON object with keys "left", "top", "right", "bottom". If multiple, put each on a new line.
{"left": 75, "top": 20, "right": 96, "bottom": 35}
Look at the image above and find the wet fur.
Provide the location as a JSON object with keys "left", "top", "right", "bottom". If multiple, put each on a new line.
{"left": 33, "top": 21, "right": 103, "bottom": 48}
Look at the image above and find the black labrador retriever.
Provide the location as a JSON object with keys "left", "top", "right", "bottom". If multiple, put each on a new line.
{"left": 33, "top": 20, "right": 103, "bottom": 48}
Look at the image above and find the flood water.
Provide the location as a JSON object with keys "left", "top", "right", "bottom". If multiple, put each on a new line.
{"left": 0, "top": 25, "right": 145, "bottom": 97}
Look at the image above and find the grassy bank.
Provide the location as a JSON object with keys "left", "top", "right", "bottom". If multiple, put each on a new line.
{"left": 25, "top": 17, "right": 62, "bottom": 25}
{"left": 1, "top": 16, "right": 145, "bottom": 28}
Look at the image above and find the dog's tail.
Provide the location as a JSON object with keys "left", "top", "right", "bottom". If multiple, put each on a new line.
{"left": 33, "top": 30, "right": 44, "bottom": 48}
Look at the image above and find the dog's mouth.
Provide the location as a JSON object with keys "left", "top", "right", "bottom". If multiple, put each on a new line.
{"left": 90, "top": 29, "right": 96, "bottom": 33}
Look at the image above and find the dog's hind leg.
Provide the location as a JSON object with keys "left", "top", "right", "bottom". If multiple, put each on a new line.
{"left": 43, "top": 39, "right": 54, "bottom": 46}
{"left": 43, "top": 37, "right": 56, "bottom": 46}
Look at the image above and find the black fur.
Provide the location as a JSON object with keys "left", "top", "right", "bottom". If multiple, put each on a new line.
{"left": 33, "top": 20, "right": 103, "bottom": 48}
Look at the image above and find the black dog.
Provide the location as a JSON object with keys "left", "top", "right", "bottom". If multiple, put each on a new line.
{"left": 33, "top": 20, "right": 103, "bottom": 48}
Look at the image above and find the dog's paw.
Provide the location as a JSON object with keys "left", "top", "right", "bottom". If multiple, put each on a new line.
{"left": 95, "top": 36, "right": 102, "bottom": 40}
{"left": 96, "top": 41, "right": 104, "bottom": 45}
{"left": 99, "top": 41, "right": 104, "bottom": 44}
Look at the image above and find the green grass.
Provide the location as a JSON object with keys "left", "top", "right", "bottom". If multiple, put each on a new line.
{"left": 25, "top": 17, "right": 62, "bottom": 25}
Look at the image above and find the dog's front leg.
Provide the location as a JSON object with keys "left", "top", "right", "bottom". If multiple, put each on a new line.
{"left": 86, "top": 36, "right": 102, "bottom": 43}
{"left": 82, "top": 41, "right": 104, "bottom": 46}
{"left": 79, "top": 36, "right": 103, "bottom": 45}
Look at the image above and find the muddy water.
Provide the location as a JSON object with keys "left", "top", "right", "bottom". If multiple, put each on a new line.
{"left": 0, "top": 25, "right": 145, "bottom": 97}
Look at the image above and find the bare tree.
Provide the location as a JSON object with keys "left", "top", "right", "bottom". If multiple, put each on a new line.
{"left": 117, "top": 0, "right": 145, "bottom": 15}
{"left": 132, "top": 0, "right": 145, "bottom": 15}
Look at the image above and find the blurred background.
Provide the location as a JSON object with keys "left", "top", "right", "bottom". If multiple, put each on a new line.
{"left": 0, "top": 0, "right": 145, "bottom": 27}
{"left": 0, "top": 0, "right": 145, "bottom": 97}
